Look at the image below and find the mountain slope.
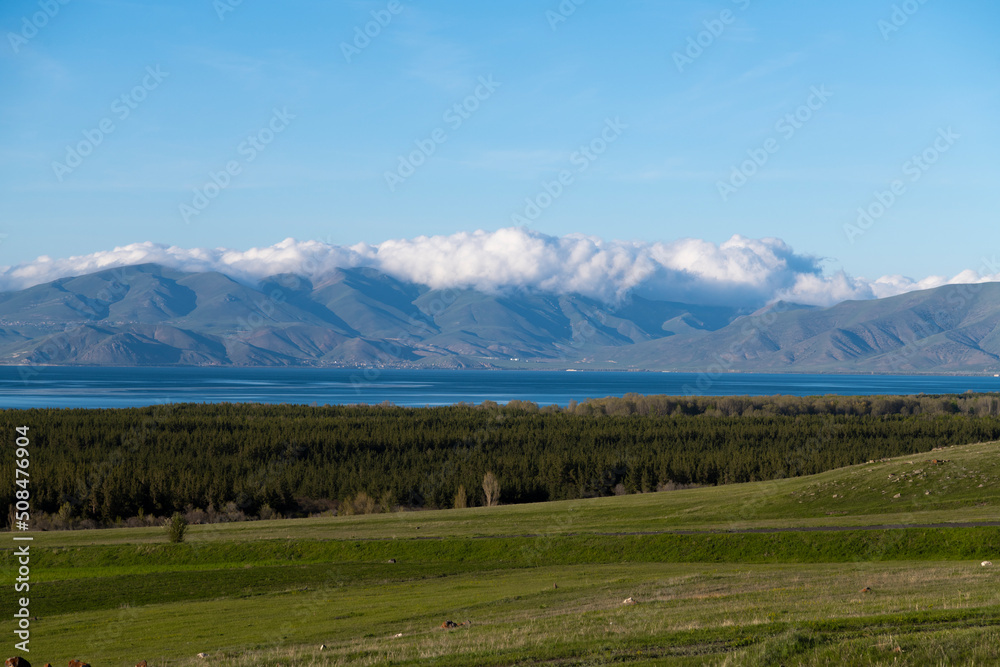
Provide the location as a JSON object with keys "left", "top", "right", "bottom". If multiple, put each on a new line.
{"left": 619, "top": 282, "right": 1000, "bottom": 373}
{"left": 0, "top": 263, "right": 998, "bottom": 372}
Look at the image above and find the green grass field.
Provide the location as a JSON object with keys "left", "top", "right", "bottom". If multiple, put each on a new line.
{"left": 5, "top": 441, "right": 1000, "bottom": 665}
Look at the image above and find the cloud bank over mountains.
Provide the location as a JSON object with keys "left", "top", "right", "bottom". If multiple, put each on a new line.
{"left": 1, "top": 228, "right": 996, "bottom": 309}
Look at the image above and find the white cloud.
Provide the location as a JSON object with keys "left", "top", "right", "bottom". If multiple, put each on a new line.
{"left": 0, "top": 228, "right": 997, "bottom": 309}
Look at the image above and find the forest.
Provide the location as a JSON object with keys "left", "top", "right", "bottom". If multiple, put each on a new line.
{"left": 3, "top": 392, "right": 1000, "bottom": 529}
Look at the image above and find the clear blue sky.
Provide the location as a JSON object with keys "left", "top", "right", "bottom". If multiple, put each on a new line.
{"left": 1, "top": 0, "right": 998, "bottom": 284}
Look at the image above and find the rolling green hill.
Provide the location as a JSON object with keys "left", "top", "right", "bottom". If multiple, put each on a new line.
{"left": 4, "top": 440, "right": 999, "bottom": 665}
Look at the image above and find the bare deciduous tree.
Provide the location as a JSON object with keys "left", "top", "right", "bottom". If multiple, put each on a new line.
{"left": 482, "top": 472, "right": 500, "bottom": 507}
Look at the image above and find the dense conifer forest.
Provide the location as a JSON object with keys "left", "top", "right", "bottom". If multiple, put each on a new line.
{"left": 4, "top": 392, "right": 1000, "bottom": 529}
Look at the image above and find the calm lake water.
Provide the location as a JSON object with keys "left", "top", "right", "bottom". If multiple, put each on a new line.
{"left": 0, "top": 366, "right": 998, "bottom": 409}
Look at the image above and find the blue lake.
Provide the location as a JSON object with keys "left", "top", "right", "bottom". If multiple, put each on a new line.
{"left": 0, "top": 366, "right": 998, "bottom": 409}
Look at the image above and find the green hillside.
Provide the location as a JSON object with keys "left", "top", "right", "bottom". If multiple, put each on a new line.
{"left": 4, "top": 440, "right": 999, "bottom": 665}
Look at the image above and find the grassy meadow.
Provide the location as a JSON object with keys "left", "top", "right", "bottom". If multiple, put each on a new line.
{"left": 5, "top": 441, "right": 1000, "bottom": 665}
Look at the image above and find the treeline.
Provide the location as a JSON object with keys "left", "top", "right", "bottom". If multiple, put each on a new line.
{"left": 2, "top": 392, "right": 1000, "bottom": 529}
{"left": 560, "top": 392, "right": 1000, "bottom": 418}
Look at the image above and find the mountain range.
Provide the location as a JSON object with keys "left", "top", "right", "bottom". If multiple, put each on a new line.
{"left": 1, "top": 263, "right": 998, "bottom": 374}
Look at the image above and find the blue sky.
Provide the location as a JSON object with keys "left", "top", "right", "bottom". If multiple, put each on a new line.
{"left": 1, "top": 0, "right": 998, "bottom": 296}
